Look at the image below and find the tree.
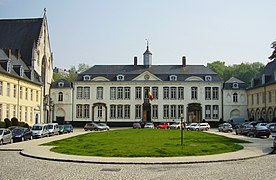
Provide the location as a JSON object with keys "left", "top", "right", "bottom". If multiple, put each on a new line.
{"left": 4, "top": 118, "right": 11, "bottom": 128}
{"left": 269, "top": 41, "right": 276, "bottom": 60}
{"left": 11, "top": 117, "right": 19, "bottom": 126}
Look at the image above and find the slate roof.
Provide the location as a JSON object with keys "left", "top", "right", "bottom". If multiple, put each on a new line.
{"left": 224, "top": 77, "right": 247, "bottom": 90}
{"left": 0, "top": 49, "right": 41, "bottom": 85}
{"left": 51, "top": 79, "right": 73, "bottom": 88}
{"left": 0, "top": 18, "right": 43, "bottom": 66}
{"left": 249, "top": 60, "right": 276, "bottom": 88}
{"left": 76, "top": 64, "right": 222, "bottom": 82}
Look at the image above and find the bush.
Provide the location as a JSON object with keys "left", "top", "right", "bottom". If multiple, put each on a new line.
{"left": 11, "top": 117, "right": 19, "bottom": 126}
{"left": 0, "top": 121, "right": 5, "bottom": 128}
{"left": 4, "top": 118, "right": 11, "bottom": 128}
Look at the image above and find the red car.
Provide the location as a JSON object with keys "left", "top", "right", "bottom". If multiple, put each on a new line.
{"left": 157, "top": 122, "right": 169, "bottom": 129}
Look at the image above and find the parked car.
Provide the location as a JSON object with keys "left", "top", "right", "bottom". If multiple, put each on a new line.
{"left": 97, "top": 123, "right": 110, "bottom": 130}
{"left": 247, "top": 126, "right": 270, "bottom": 138}
{"left": 218, "top": 123, "right": 233, "bottom": 132}
{"left": 187, "top": 123, "right": 199, "bottom": 130}
{"left": 266, "top": 123, "right": 276, "bottom": 132}
{"left": 48, "top": 123, "right": 59, "bottom": 136}
{"left": 133, "top": 123, "right": 141, "bottom": 129}
{"left": 64, "top": 124, "right": 74, "bottom": 133}
{"left": 144, "top": 122, "right": 154, "bottom": 129}
{"left": 199, "top": 123, "right": 210, "bottom": 131}
{"left": 0, "top": 128, "right": 13, "bottom": 145}
{"left": 235, "top": 123, "right": 252, "bottom": 136}
{"left": 58, "top": 125, "right": 66, "bottom": 134}
{"left": 272, "top": 135, "right": 276, "bottom": 148}
{"left": 84, "top": 123, "right": 106, "bottom": 131}
{"left": 169, "top": 122, "right": 184, "bottom": 129}
{"left": 157, "top": 122, "right": 169, "bottom": 129}
{"left": 12, "top": 127, "right": 32, "bottom": 142}
{"left": 32, "top": 124, "right": 49, "bottom": 138}
{"left": 255, "top": 123, "right": 267, "bottom": 127}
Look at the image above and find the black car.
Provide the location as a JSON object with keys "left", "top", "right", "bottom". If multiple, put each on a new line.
{"left": 64, "top": 124, "right": 74, "bottom": 133}
{"left": 248, "top": 126, "right": 270, "bottom": 138}
{"left": 235, "top": 123, "right": 252, "bottom": 136}
{"left": 12, "top": 127, "right": 32, "bottom": 142}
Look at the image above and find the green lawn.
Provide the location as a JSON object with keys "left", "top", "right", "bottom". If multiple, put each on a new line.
{"left": 43, "top": 129, "right": 250, "bottom": 157}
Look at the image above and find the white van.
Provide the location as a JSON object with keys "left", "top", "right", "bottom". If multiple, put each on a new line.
{"left": 48, "top": 123, "right": 59, "bottom": 136}
{"left": 32, "top": 124, "right": 49, "bottom": 138}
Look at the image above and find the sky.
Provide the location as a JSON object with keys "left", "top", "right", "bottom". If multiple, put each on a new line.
{"left": 0, "top": 0, "right": 275, "bottom": 69}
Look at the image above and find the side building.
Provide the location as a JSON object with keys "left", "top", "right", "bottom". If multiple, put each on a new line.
{"left": 222, "top": 77, "right": 248, "bottom": 121}
{"left": 247, "top": 59, "right": 276, "bottom": 122}
{"left": 0, "top": 12, "right": 53, "bottom": 124}
{"left": 52, "top": 46, "right": 224, "bottom": 126}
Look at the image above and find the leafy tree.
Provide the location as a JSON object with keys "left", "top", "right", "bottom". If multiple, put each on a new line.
{"left": 269, "top": 41, "right": 276, "bottom": 60}
{"left": 4, "top": 118, "right": 11, "bottom": 128}
{"left": 11, "top": 117, "right": 19, "bottom": 126}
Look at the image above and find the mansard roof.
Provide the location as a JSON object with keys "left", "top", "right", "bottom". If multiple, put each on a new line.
{"left": 51, "top": 79, "right": 73, "bottom": 88}
{"left": 0, "top": 18, "right": 43, "bottom": 66}
{"left": 76, "top": 64, "right": 222, "bottom": 82}
{"left": 224, "top": 77, "right": 247, "bottom": 90}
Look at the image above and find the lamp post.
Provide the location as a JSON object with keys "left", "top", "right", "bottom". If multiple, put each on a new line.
{"left": 180, "top": 113, "right": 184, "bottom": 146}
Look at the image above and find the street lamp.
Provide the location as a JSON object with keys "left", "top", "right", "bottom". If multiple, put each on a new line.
{"left": 180, "top": 113, "right": 184, "bottom": 146}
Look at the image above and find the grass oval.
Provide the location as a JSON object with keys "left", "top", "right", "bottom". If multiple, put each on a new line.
{"left": 43, "top": 129, "right": 249, "bottom": 157}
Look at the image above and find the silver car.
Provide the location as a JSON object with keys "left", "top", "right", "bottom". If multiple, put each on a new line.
{"left": 0, "top": 128, "right": 13, "bottom": 145}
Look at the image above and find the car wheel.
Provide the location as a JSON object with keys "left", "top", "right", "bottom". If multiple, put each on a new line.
{"left": 0, "top": 140, "right": 3, "bottom": 145}
{"left": 267, "top": 135, "right": 270, "bottom": 138}
{"left": 30, "top": 136, "right": 33, "bottom": 140}
{"left": 21, "top": 137, "right": 24, "bottom": 141}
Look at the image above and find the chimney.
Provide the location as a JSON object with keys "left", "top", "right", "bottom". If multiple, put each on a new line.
{"left": 5, "top": 48, "right": 12, "bottom": 59}
{"left": 182, "top": 56, "right": 186, "bottom": 67}
{"left": 16, "top": 49, "right": 21, "bottom": 59}
{"left": 134, "top": 56, "right": 138, "bottom": 66}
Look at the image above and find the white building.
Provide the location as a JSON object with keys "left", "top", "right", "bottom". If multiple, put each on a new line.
{"left": 222, "top": 77, "right": 248, "bottom": 121}
{"left": 52, "top": 45, "right": 224, "bottom": 126}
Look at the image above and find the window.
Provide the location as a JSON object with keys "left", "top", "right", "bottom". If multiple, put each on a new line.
{"left": 269, "top": 91, "right": 272, "bottom": 103}
{"left": 171, "top": 87, "right": 177, "bottom": 99}
{"left": 7, "top": 83, "right": 10, "bottom": 97}
{"left": 205, "top": 105, "right": 211, "bottom": 119}
{"left": 117, "top": 75, "right": 124, "bottom": 81}
{"left": 20, "top": 66, "right": 24, "bottom": 77}
{"left": 124, "top": 105, "right": 130, "bottom": 118}
{"left": 6, "top": 104, "right": 10, "bottom": 119}
{"left": 233, "top": 93, "right": 238, "bottom": 102}
{"left": 96, "top": 87, "right": 103, "bottom": 100}
{"left": 84, "top": 87, "right": 90, "bottom": 99}
{"left": 58, "top": 82, "right": 64, "bottom": 87}
{"left": 135, "top": 87, "right": 142, "bottom": 99}
{"left": 110, "top": 87, "right": 116, "bottom": 100}
{"left": 30, "top": 108, "right": 33, "bottom": 123}
{"left": 205, "top": 76, "right": 212, "bottom": 81}
{"left": 262, "top": 92, "right": 266, "bottom": 104}
{"left": 0, "top": 104, "right": 2, "bottom": 122}
{"left": 205, "top": 87, "right": 211, "bottom": 100}
{"left": 83, "top": 75, "right": 91, "bottom": 81}
{"left": 163, "top": 105, "right": 169, "bottom": 119}
{"left": 124, "top": 87, "right": 130, "bottom": 99}
{"left": 30, "top": 89, "right": 33, "bottom": 101}
{"left": 117, "top": 87, "right": 123, "bottom": 99}
{"left": 233, "top": 83, "right": 239, "bottom": 89}
{"left": 7, "top": 61, "right": 11, "bottom": 73}
{"left": 76, "top": 104, "right": 82, "bottom": 118}
{"left": 191, "top": 87, "right": 197, "bottom": 100}
{"left": 170, "top": 105, "right": 176, "bottom": 119}
{"left": 213, "top": 105, "right": 219, "bottom": 119}
{"left": 36, "top": 90, "right": 39, "bottom": 102}
{"left": 212, "top": 87, "right": 219, "bottom": 100}
{"left": 257, "top": 93, "right": 259, "bottom": 104}
{"left": 13, "top": 85, "right": 16, "bottom": 98}
{"left": 163, "top": 87, "right": 169, "bottom": 99}
{"left": 20, "top": 87, "right": 23, "bottom": 99}
{"left": 170, "top": 75, "right": 177, "bottom": 81}
{"left": 144, "top": 87, "right": 150, "bottom": 99}
{"left": 97, "top": 106, "right": 102, "bottom": 118}
{"left": 25, "top": 107, "right": 28, "bottom": 122}
{"left": 117, "top": 105, "right": 123, "bottom": 118}
{"left": 178, "top": 105, "right": 184, "bottom": 118}
{"left": 19, "top": 106, "right": 22, "bottom": 121}
{"left": 135, "top": 105, "right": 141, "bottom": 119}
{"left": 77, "top": 87, "right": 83, "bottom": 99}
{"left": 178, "top": 87, "right": 184, "bottom": 99}
{"left": 251, "top": 94, "right": 254, "bottom": 105}
{"left": 58, "top": 92, "right": 63, "bottom": 101}
{"left": 110, "top": 105, "right": 116, "bottom": 119}
{"left": 25, "top": 88, "right": 28, "bottom": 100}
{"left": 0, "top": 81, "right": 2, "bottom": 95}
{"left": 152, "top": 105, "right": 158, "bottom": 119}
{"left": 152, "top": 87, "right": 158, "bottom": 99}
{"left": 13, "top": 105, "right": 16, "bottom": 118}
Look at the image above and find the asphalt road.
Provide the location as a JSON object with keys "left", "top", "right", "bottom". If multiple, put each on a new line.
{"left": 0, "top": 128, "right": 275, "bottom": 179}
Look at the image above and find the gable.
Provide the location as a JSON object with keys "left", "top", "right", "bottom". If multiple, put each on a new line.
{"left": 132, "top": 71, "right": 162, "bottom": 81}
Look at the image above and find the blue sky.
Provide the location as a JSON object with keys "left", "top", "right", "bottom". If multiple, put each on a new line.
{"left": 0, "top": 0, "right": 275, "bottom": 68}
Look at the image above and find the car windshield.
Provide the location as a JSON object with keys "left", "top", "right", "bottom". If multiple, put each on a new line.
{"left": 98, "top": 123, "right": 106, "bottom": 126}
{"left": 32, "top": 126, "right": 42, "bottom": 130}
{"left": 256, "top": 126, "right": 268, "bottom": 130}
{"left": 48, "top": 125, "right": 53, "bottom": 129}
{"left": 12, "top": 128, "right": 24, "bottom": 134}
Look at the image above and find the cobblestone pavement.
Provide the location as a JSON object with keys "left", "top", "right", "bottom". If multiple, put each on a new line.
{"left": 0, "top": 151, "right": 276, "bottom": 180}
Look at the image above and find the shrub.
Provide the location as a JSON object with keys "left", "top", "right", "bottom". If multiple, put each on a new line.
{"left": 4, "top": 118, "right": 11, "bottom": 128}
{"left": 11, "top": 117, "right": 19, "bottom": 126}
{"left": 0, "top": 121, "right": 5, "bottom": 128}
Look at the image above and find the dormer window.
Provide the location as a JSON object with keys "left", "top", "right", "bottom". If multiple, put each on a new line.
{"left": 233, "top": 82, "right": 239, "bottom": 89}
{"left": 117, "top": 75, "right": 124, "bottom": 81}
{"left": 169, "top": 75, "right": 177, "bottom": 81}
{"left": 19, "top": 66, "right": 24, "bottom": 77}
{"left": 58, "top": 82, "right": 64, "bottom": 87}
{"left": 205, "top": 75, "right": 212, "bottom": 81}
{"left": 83, "top": 75, "right": 91, "bottom": 81}
{"left": 7, "top": 61, "right": 11, "bottom": 73}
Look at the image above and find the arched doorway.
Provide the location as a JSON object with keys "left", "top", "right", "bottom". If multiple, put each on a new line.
{"left": 187, "top": 103, "right": 202, "bottom": 123}
{"left": 230, "top": 109, "right": 240, "bottom": 118}
{"left": 92, "top": 103, "right": 107, "bottom": 124}
{"left": 56, "top": 108, "right": 65, "bottom": 124}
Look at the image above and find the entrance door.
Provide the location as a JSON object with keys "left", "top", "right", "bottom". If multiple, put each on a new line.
{"left": 187, "top": 103, "right": 202, "bottom": 123}
{"left": 56, "top": 116, "right": 65, "bottom": 125}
